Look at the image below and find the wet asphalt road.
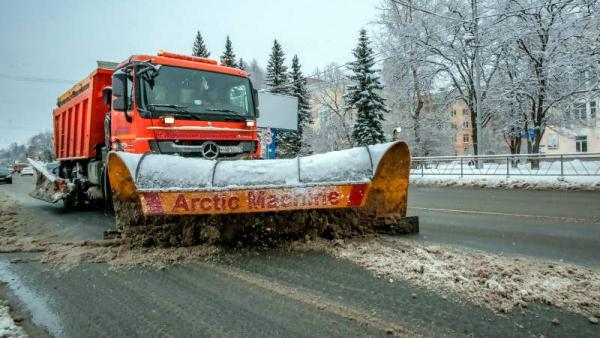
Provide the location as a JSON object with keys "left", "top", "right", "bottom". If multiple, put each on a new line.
{"left": 407, "top": 186, "right": 600, "bottom": 267}
{"left": 1, "top": 176, "right": 599, "bottom": 337}
{"left": 4, "top": 177, "right": 599, "bottom": 266}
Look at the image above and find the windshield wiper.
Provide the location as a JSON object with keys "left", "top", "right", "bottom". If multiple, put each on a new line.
{"left": 205, "top": 108, "right": 246, "bottom": 120}
{"left": 147, "top": 103, "right": 189, "bottom": 111}
{"left": 146, "top": 104, "right": 203, "bottom": 121}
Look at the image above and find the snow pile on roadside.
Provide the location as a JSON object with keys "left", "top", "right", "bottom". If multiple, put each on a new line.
{"left": 332, "top": 237, "right": 600, "bottom": 320}
{"left": 0, "top": 300, "right": 27, "bottom": 338}
{"left": 411, "top": 175, "right": 600, "bottom": 191}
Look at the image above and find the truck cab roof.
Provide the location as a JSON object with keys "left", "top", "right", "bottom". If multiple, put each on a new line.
{"left": 118, "top": 51, "right": 249, "bottom": 79}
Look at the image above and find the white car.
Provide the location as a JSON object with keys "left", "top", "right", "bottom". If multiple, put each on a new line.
{"left": 20, "top": 166, "right": 34, "bottom": 176}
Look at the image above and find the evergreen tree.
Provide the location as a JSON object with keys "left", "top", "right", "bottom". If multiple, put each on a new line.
{"left": 238, "top": 58, "right": 248, "bottom": 71}
{"left": 248, "top": 59, "right": 266, "bottom": 89}
{"left": 265, "top": 40, "right": 289, "bottom": 94}
{"left": 192, "top": 31, "right": 210, "bottom": 58}
{"left": 277, "top": 55, "right": 313, "bottom": 157}
{"left": 345, "top": 29, "right": 388, "bottom": 145}
{"left": 220, "top": 35, "right": 238, "bottom": 68}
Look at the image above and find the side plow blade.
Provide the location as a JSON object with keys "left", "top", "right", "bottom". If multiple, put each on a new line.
{"left": 108, "top": 142, "right": 418, "bottom": 246}
{"left": 27, "top": 158, "right": 69, "bottom": 204}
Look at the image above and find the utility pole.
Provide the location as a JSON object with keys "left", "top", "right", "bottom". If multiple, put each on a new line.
{"left": 472, "top": 0, "right": 484, "bottom": 161}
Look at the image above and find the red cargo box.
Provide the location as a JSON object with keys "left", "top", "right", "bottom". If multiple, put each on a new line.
{"left": 53, "top": 68, "right": 112, "bottom": 161}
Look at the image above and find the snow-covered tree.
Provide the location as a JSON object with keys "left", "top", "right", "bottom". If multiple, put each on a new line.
{"left": 220, "top": 35, "right": 238, "bottom": 68}
{"left": 277, "top": 55, "right": 313, "bottom": 157}
{"left": 192, "top": 31, "right": 210, "bottom": 58}
{"left": 248, "top": 59, "right": 266, "bottom": 90}
{"left": 496, "top": 0, "right": 599, "bottom": 156}
{"left": 377, "top": 0, "right": 452, "bottom": 156}
{"left": 238, "top": 58, "right": 248, "bottom": 71}
{"left": 345, "top": 29, "right": 388, "bottom": 146}
{"left": 265, "top": 40, "right": 289, "bottom": 94}
{"left": 378, "top": 0, "right": 505, "bottom": 156}
{"left": 309, "top": 63, "right": 354, "bottom": 152}
{"left": 0, "top": 131, "right": 54, "bottom": 163}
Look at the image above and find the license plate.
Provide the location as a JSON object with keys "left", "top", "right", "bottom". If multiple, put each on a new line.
{"left": 219, "top": 145, "right": 243, "bottom": 154}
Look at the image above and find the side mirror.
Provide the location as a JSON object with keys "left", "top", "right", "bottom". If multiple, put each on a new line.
{"left": 102, "top": 87, "right": 112, "bottom": 106}
{"left": 111, "top": 70, "right": 132, "bottom": 122}
{"left": 112, "top": 70, "right": 128, "bottom": 112}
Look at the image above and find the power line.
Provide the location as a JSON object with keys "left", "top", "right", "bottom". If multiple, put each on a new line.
{"left": 391, "top": 0, "right": 470, "bottom": 22}
{"left": 0, "top": 73, "right": 75, "bottom": 84}
{"left": 0, "top": 100, "right": 52, "bottom": 105}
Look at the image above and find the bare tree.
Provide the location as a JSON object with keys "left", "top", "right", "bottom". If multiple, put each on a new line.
{"left": 378, "top": 0, "right": 457, "bottom": 156}
{"left": 0, "top": 131, "right": 54, "bottom": 163}
{"left": 308, "top": 63, "right": 355, "bottom": 152}
{"left": 501, "top": 0, "right": 599, "bottom": 159}
{"left": 377, "top": 0, "right": 504, "bottom": 156}
{"left": 248, "top": 59, "right": 266, "bottom": 90}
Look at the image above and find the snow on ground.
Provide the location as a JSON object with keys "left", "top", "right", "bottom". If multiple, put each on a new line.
{"left": 410, "top": 158, "right": 600, "bottom": 190}
{"left": 410, "top": 174, "right": 600, "bottom": 191}
{"left": 414, "top": 159, "right": 600, "bottom": 176}
{"left": 327, "top": 237, "right": 600, "bottom": 321}
{"left": 0, "top": 300, "right": 26, "bottom": 338}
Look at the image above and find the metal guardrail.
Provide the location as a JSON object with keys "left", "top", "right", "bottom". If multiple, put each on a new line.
{"left": 411, "top": 153, "right": 600, "bottom": 177}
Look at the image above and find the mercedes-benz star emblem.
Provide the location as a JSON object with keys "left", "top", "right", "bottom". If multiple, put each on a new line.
{"left": 201, "top": 141, "right": 219, "bottom": 159}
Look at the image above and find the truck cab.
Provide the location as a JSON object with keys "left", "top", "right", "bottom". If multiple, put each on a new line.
{"left": 108, "top": 51, "right": 260, "bottom": 160}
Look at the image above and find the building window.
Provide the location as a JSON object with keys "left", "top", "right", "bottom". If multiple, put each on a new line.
{"left": 548, "top": 134, "right": 558, "bottom": 150}
{"left": 574, "top": 102, "right": 586, "bottom": 119}
{"left": 590, "top": 101, "right": 596, "bottom": 119}
{"left": 463, "top": 134, "right": 470, "bottom": 143}
{"left": 576, "top": 136, "right": 588, "bottom": 152}
{"left": 463, "top": 109, "right": 469, "bottom": 116}
{"left": 451, "top": 109, "right": 456, "bottom": 116}
{"left": 463, "top": 120, "right": 469, "bottom": 128}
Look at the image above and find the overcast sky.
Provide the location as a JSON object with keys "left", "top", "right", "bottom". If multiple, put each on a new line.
{"left": 0, "top": 0, "right": 379, "bottom": 148}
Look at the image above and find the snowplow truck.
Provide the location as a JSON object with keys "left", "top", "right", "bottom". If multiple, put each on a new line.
{"left": 29, "top": 51, "right": 418, "bottom": 245}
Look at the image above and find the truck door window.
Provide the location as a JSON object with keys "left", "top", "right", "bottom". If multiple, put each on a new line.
{"left": 127, "top": 76, "right": 133, "bottom": 111}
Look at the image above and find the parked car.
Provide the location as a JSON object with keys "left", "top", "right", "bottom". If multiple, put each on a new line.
{"left": 20, "top": 166, "right": 34, "bottom": 176}
{"left": 0, "top": 167, "right": 12, "bottom": 184}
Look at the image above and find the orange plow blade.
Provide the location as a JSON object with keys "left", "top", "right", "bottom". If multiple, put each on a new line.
{"left": 108, "top": 142, "right": 417, "bottom": 245}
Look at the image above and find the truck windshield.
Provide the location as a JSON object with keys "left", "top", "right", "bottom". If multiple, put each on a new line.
{"left": 139, "top": 65, "right": 255, "bottom": 118}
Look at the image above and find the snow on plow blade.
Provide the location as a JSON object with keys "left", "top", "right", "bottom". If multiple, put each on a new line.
{"left": 108, "top": 141, "right": 417, "bottom": 242}
{"left": 27, "top": 158, "right": 68, "bottom": 203}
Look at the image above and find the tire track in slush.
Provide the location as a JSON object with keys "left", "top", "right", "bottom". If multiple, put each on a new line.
{"left": 200, "top": 261, "right": 424, "bottom": 337}
{"left": 409, "top": 207, "right": 600, "bottom": 225}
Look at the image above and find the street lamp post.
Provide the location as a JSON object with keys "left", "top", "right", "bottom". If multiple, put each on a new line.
{"left": 472, "top": 0, "right": 484, "bottom": 162}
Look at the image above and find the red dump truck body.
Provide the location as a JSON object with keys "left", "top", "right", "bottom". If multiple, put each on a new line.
{"left": 37, "top": 52, "right": 262, "bottom": 209}
{"left": 53, "top": 68, "right": 112, "bottom": 161}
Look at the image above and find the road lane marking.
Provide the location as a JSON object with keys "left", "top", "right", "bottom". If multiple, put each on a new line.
{"left": 409, "top": 206, "right": 600, "bottom": 225}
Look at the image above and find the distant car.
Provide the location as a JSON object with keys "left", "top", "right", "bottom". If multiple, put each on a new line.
{"left": 20, "top": 166, "right": 34, "bottom": 176}
{"left": 0, "top": 167, "right": 12, "bottom": 184}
